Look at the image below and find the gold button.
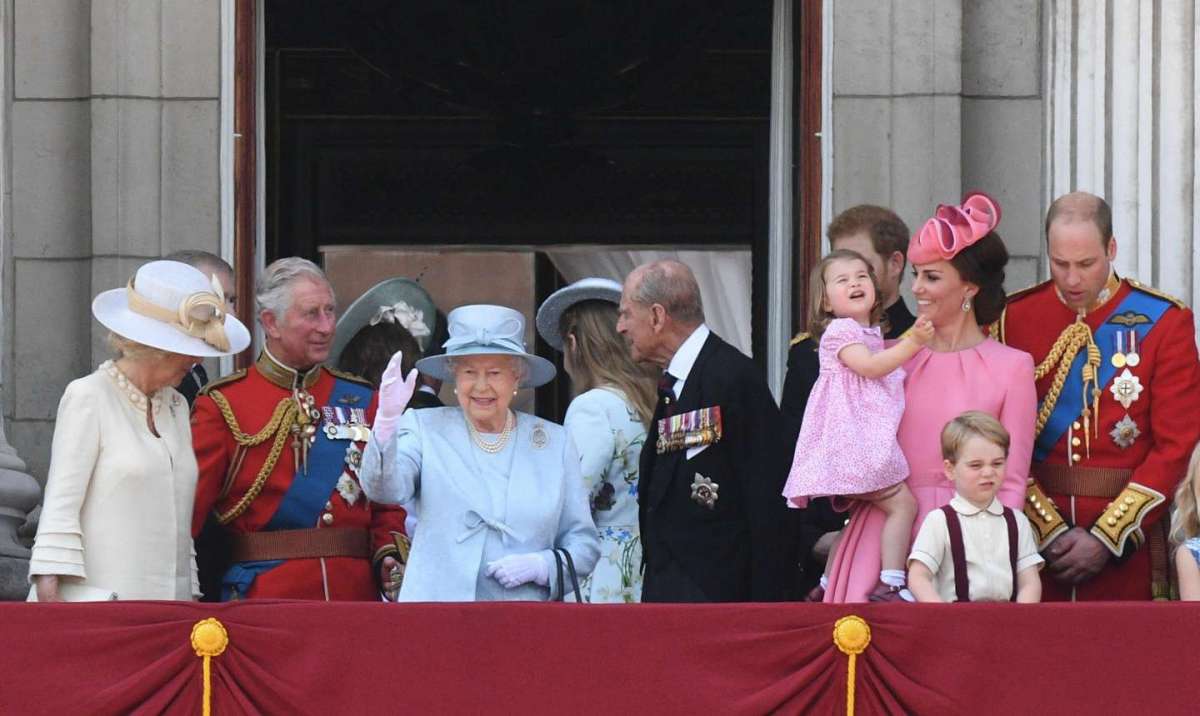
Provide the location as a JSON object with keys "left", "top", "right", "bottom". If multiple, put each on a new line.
{"left": 321, "top": 513, "right": 334, "bottom": 525}
{"left": 1027, "top": 494, "right": 1035, "bottom": 503}
{"left": 1124, "top": 496, "right": 1135, "bottom": 505}
{"left": 1073, "top": 454, "right": 1082, "bottom": 463}
{"left": 1038, "top": 509, "right": 1047, "bottom": 519}
{"left": 325, "top": 501, "right": 333, "bottom": 511}
{"left": 1107, "top": 517, "right": 1118, "bottom": 526}
{"left": 1071, "top": 437, "right": 1082, "bottom": 447}
{"left": 1073, "top": 421, "right": 1082, "bottom": 430}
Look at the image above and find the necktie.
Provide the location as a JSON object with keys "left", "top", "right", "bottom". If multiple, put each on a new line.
{"left": 658, "top": 371, "right": 677, "bottom": 418}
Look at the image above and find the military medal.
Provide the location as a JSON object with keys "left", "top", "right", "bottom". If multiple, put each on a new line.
{"left": 690, "top": 473, "right": 719, "bottom": 509}
{"left": 1110, "top": 332, "right": 1126, "bottom": 368}
{"left": 531, "top": 423, "right": 548, "bottom": 449}
{"left": 1109, "top": 368, "right": 1143, "bottom": 409}
{"left": 656, "top": 406, "right": 724, "bottom": 454}
{"left": 1125, "top": 330, "right": 1141, "bottom": 367}
{"left": 335, "top": 472, "right": 361, "bottom": 505}
{"left": 1110, "top": 414, "right": 1140, "bottom": 449}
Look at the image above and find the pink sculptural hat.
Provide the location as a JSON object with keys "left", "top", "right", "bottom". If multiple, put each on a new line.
{"left": 907, "top": 192, "right": 1002, "bottom": 264}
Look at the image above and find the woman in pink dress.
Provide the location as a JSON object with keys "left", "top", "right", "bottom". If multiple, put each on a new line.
{"left": 824, "top": 192, "right": 1037, "bottom": 603}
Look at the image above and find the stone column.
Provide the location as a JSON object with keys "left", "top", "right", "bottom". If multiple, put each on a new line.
{"left": 0, "top": 419, "right": 40, "bottom": 600}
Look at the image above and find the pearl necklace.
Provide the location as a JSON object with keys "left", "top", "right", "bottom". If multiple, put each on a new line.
{"left": 102, "top": 360, "right": 160, "bottom": 413}
{"left": 466, "top": 411, "right": 515, "bottom": 454}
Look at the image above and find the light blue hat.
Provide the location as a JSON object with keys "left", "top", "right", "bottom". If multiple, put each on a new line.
{"left": 415, "top": 304, "right": 556, "bottom": 388}
{"left": 535, "top": 277, "right": 623, "bottom": 351}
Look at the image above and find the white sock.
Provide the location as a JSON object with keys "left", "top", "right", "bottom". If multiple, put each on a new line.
{"left": 880, "top": 569, "right": 906, "bottom": 587}
{"left": 819, "top": 575, "right": 829, "bottom": 590}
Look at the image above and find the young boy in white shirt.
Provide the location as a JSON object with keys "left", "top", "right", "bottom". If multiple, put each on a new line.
{"left": 908, "top": 411, "right": 1043, "bottom": 603}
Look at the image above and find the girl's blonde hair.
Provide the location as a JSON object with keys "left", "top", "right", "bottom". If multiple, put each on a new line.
{"left": 1169, "top": 442, "right": 1200, "bottom": 545}
{"left": 559, "top": 299, "right": 658, "bottom": 428}
{"left": 804, "top": 249, "right": 886, "bottom": 341}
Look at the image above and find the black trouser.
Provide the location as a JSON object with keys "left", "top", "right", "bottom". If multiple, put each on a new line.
{"left": 641, "top": 558, "right": 710, "bottom": 603}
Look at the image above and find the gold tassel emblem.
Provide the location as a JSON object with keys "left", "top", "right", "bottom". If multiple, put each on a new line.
{"left": 833, "top": 615, "right": 871, "bottom": 715}
{"left": 191, "top": 618, "right": 229, "bottom": 716}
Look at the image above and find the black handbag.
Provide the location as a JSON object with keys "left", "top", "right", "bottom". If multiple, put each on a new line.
{"left": 553, "top": 548, "right": 583, "bottom": 602}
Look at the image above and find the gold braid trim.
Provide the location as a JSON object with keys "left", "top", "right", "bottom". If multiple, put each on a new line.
{"left": 207, "top": 389, "right": 299, "bottom": 525}
{"left": 1031, "top": 319, "right": 1100, "bottom": 441}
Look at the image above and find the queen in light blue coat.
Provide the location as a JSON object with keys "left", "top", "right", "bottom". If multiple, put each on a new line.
{"left": 359, "top": 304, "right": 599, "bottom": 602}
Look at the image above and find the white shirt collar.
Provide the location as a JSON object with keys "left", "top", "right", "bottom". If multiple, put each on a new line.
{"left": 665, "top": 324, "right": 710, "bottom": 398}
{"left": 949, "top": 494, "right": 1005, "bottom": 516}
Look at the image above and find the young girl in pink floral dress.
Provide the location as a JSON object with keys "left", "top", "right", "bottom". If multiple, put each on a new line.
{"left": 782, "top": 249, "right": 933, "bottom": 601}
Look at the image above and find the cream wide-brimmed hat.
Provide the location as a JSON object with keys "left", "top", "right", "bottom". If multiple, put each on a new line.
{"left": 91, "top": 260, "right": 250, "bottom": 357}
{"left": 415, "top": 304, "right": 556, "bottom": 388}
{"left": 534, "top": 277, "right": 622, "bottom": 351}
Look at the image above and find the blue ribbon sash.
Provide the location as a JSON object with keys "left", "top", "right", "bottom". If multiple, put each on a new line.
{"left": 1035, "top": 289, "right": 1172, "bottom": 460}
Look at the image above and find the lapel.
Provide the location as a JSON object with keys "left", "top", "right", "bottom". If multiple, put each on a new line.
{"left": 644, "top": 333, "right": 721, "bottom": 509}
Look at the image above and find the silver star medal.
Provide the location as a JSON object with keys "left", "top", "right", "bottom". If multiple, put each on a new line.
{"left": 690, "top": 473, "right": 719, "bottom": 509}
{"left": 336, "top": 473, "right": 361, "bottom": 505}
{"left": 1109, "top": 368, "right": 1143, "bottom": 410}
{"left": 1110, "top": 414, "right": 1140, "bottom": 450}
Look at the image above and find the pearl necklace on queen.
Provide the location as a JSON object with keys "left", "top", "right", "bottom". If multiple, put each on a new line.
{"left": 466, "top": 410, "right": 516, "bottom": 454}
{"left": 102, "top": 360, "right": 161, "bottom": 413}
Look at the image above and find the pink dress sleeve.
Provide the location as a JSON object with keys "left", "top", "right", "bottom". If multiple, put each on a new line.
{"left": 996, "top": 349, "right": 1037, "bottom": 509}
{"left": 819, "top": 318, "right": 867, "bottom": 363}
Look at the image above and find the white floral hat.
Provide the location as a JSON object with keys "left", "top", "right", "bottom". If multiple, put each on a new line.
{"left": 91, "top": 260, "right": 250, "bottom": 357}
{"left": 331, "top": 277, "right": 438, "bottom": 367}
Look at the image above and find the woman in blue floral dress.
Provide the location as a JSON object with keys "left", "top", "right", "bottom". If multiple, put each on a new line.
{"left": 537, "top": 279, "right": 658, "bottom": 602}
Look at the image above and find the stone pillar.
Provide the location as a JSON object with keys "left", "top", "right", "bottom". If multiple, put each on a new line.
{"left": 5, "top": 0, "right": 222, "bottom": 482}
{"left": 0, "top": 419, "right": 40, "bottom": 600}
{"left": 830, "top": 0, "right": 963, "bottom": 233}
{"left": 961, "top": 0, "right": 1043, "bottom": 289}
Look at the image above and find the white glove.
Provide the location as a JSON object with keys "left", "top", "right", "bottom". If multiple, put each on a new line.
{"left": 485, "top": 552, "right": 551, "bottom": 589}
{"left": 373, "top": 351, "right": 418, "bottom": 444}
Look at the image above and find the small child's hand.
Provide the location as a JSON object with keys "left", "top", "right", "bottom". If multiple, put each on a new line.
{"left": 908, "top": 316, "right": 935, "bottom": 345}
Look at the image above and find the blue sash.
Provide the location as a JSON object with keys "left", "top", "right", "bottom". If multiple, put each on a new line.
{"left": 221, "top": 375, "right": 374, "bottom": 599}
{"left": 1034, "top": 289, "right": 1172, "bottom": 460}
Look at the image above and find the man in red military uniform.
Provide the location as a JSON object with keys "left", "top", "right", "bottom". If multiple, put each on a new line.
{"left": 192, "top": 258, "right": 407, "bottom": 600}
{"left": 996, "top": 192, "right": 1200, "bottom": 600}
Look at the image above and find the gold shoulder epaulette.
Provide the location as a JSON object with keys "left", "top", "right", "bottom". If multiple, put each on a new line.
{"left": 198, "top": 368, "right": 247, "bottom": 396}
{"left": 1005, "top": 280, "right": 1048, "bottom": 302}
{"left": 789, "top": 332, "right": 812, "bottom": 347}
{"left": 1126, "top": 279, "right": 1187, "bottom": 310}
{"left": 327, "top": 366, "right": 374, "bottom": 388}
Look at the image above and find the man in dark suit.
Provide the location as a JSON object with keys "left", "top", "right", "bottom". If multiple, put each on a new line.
{"left": 618, "top": 260, "right": 798, "bottom": 602}
{"left": 780, "top": 205, "right": 915, "bottom": 598}
{"left": 164, "top": 250, "right": 237, "bottom": 602}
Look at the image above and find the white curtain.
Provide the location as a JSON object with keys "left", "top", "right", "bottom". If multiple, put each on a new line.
{"left": 544, "top": 248, "right": 753, "bottom": 357}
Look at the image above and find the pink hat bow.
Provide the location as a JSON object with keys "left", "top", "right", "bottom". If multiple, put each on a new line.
{"left": 907, "top": 192, "right": 1002, "bottom": 264}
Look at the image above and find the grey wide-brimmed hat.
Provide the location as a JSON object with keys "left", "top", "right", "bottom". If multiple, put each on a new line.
{"left": 92, "top": 260, "right": 250, "bottom": 357}
{"left": 415, "top": 304, "right": 556, "bottom": 388}
{"left": 534, "top": 277, "right": 623, "bottom": 351}
{"left": 331, "top": 278, "right": 437, "bottom": 367}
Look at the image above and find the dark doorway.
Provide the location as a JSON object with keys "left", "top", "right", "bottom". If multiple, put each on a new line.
{"left": 259, "top": 1, "right": 776, "bottom": 417}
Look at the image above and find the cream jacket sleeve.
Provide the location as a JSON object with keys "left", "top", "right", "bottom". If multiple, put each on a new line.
{"left": 28, "top": 380, "right": 102, "bottom": 579}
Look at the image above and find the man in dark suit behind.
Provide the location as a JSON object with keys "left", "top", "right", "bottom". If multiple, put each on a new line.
{"left": 618, "top": 260, "right": 798, "bottom": 602}
{"left": 780, "top": 205, "right": 916, "bottom": 599}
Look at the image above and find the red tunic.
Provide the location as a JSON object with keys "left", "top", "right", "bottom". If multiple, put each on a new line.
{"left": 998, "top": 278, "right": 1200, "bottom": 600}
{"left": 191, "top": 353, "right": 406, "bottom": 600}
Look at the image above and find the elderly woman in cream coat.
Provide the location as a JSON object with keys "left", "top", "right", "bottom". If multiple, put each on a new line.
{"left": 29, "top": 260, "right": 250, "bottom": 601}
{"left": 359, "top": 304, "right": 599, "bottom": 601}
